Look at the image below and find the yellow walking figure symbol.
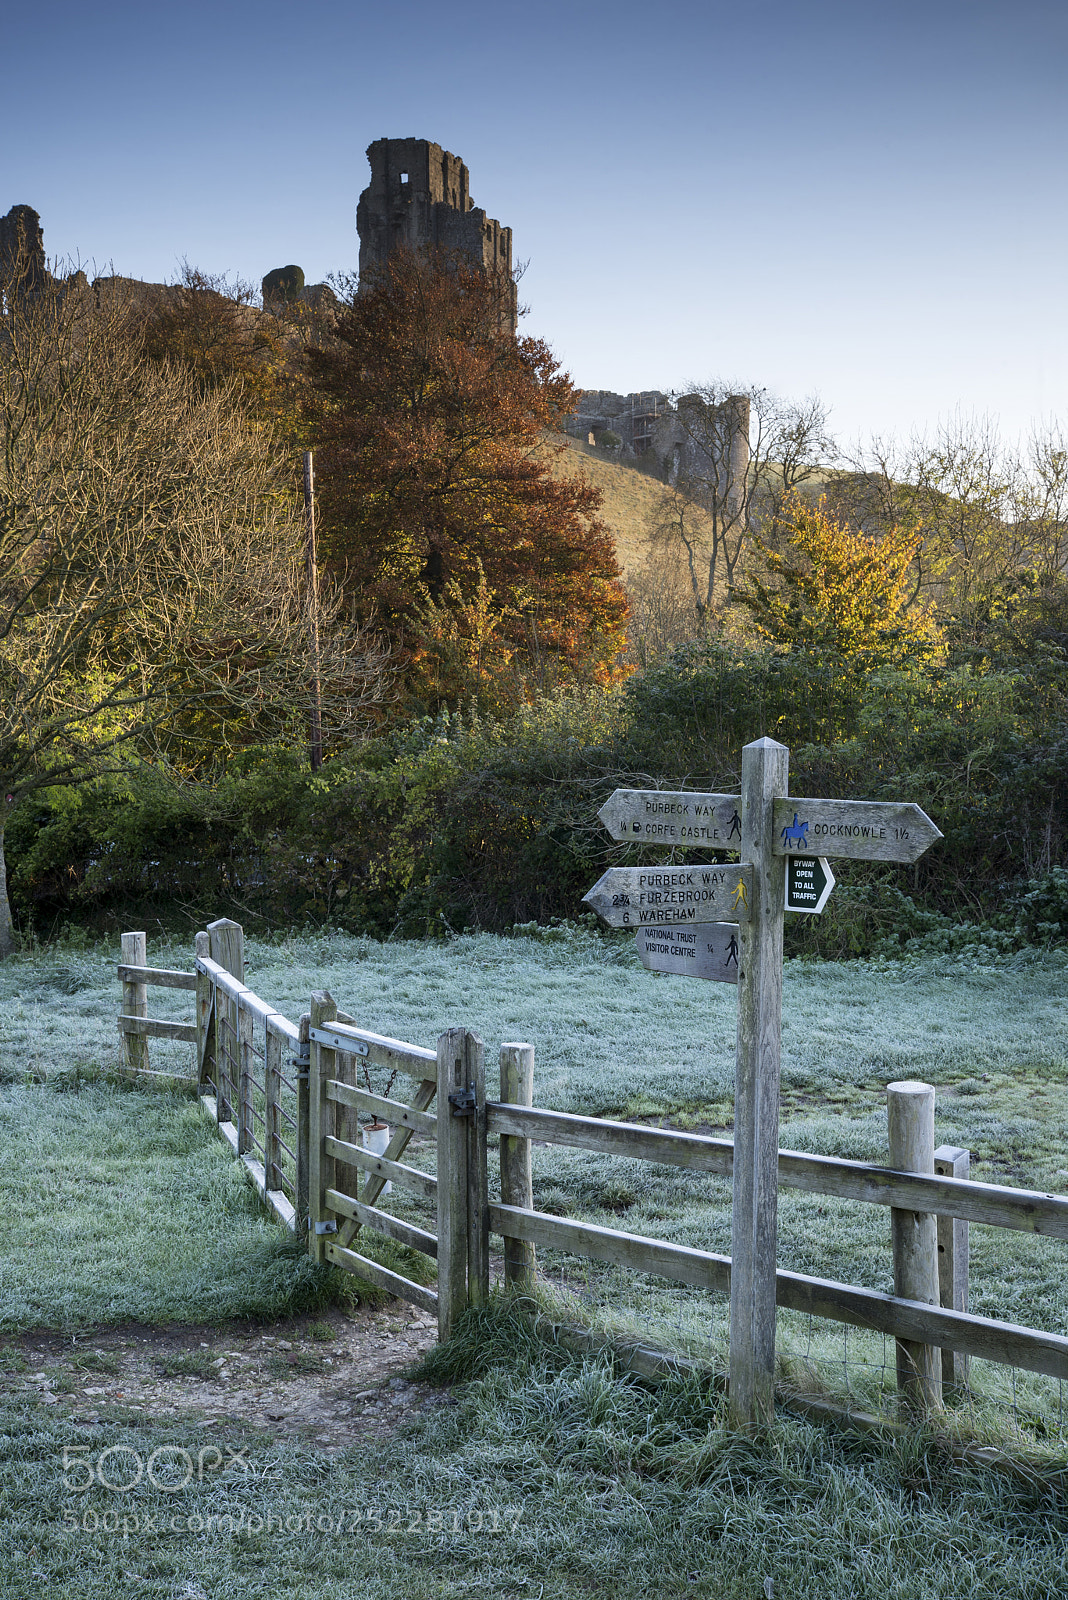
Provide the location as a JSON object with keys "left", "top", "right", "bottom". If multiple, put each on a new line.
{"left": 731, "top": 878, "right": 748, "bottom": 916}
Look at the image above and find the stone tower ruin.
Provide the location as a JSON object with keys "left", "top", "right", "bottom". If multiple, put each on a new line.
{"left": 0, "top": 204, "right": 48, "bottom": 294}
{"left": 356, "top": 138, "right": 517, "bottom": 333}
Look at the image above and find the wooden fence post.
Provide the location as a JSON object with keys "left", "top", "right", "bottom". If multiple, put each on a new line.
{"left": 194, "top": 930, "right": 212, "bottom": 1092}
{"left": 888, "top": 1080, "right": 942, "bottom": 1410}
{"left": 934, "top": 1143, "right": 970, "bottom": 1389}
{"left": 308, "top": 991, "right": 338, "bottom": 1263}
{"left": 207, "top": 918, "right": 244, "bottom": 1123}
{"left": 437, "top": 1027, "right": 471, "bottom": 1340}
{"left": 264, "top": 1022, "right": 284, "bottom": 1200}
{"left": 500, "top": 1043, "right": 536, "bottom": 1293}
{"left": 120, "top": 931, "right": 149, "bottom": 1074}
{"left": 467, "top": 1031, "right": 488, "bottom": 1309}
{"left": 296, "top": 1011, "right": 311, "bottom": 1241}
{"left": 237, "top": 1002, "right": 254, "bottom": 1156}
{"left": 730, "top": 736, "right": 789, "bottom": 1428}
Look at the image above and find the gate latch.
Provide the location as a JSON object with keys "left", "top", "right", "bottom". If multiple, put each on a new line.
{"left": 448, "top": 1088, "right": 476, "bottom": 1118}
{"left": 291, "top": 1041, "right": 310, "bottom": 1081}
{"left": 314, "top": 1220, "right": 337, "bottom": 1235}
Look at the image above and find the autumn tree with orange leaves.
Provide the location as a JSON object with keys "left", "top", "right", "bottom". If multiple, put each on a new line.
{"left": 305, "top": 249, "right": 628, "bottom": 709}
{"left": 741, "top": 494, "right": 942, "bottom": 671}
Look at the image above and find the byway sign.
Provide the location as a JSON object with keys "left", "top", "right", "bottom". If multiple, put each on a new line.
{"left": 582, "top": 863, "right": 754, "bottom": 928}
{"left": 785, "top": 855, "right": 835, "bottom": 914}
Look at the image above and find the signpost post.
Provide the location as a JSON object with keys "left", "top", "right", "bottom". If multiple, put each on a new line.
{"left": 584, "top": 749, "right": 942, "bottom": 1428}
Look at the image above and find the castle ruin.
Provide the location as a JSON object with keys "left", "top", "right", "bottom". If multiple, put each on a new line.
{"left": 565, "top": 388, "right": 751, "bottom": 497}
{"left": 355, "top": 138, "right": 517, "bottom": 333}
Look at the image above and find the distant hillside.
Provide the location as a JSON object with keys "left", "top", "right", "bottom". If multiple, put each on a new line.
{"left": 545, "top": 436, "right": 674, "bottom": 577}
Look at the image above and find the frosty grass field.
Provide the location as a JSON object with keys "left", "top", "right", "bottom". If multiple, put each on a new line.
{"left": 0, "top": 927, "right": 1066, "bottom": 1598}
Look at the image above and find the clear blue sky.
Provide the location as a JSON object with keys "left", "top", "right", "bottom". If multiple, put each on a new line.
{"left": 4, "top": 0, "right": 1065, "bottom": 447}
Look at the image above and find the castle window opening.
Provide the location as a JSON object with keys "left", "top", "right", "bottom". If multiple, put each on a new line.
{"left": 400, "top": 172, "right": 409, "bottom": 184}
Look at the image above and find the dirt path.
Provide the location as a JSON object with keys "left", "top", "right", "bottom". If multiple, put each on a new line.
{"left": 4, "top": 1303, "right": 449, "bottom": 1450}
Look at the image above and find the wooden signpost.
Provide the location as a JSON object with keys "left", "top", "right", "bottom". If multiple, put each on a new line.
{"left": 585, "top": 741, "right": 942, "bottom": 1428}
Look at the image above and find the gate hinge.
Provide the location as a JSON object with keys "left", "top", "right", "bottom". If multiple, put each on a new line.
{"left": 447, "top": 1088, "right": 477, "bottom": 1118}
{"left": 314, "top": 1219, "right": 338, "bottom": 1235}
{"left": 292, "top": 1041, "right": 310, "bottom": 1080}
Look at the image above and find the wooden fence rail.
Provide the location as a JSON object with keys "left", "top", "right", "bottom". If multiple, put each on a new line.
{"left": 120, "top": 923, "right": 1068, "bottom": 1425}
{"left": 486, "top": 1104, "right": 1068, "bottom": 1241}
{"left": 487, "top": 1204, "right": 1068, "bottom": 1382}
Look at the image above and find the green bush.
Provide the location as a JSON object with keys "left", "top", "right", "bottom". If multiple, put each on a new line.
{"left": 7, "top": 641, "right": 1068, "bottom": 955}
{"left": 1014, "top": 866, "right": 1068, "bottom": 945}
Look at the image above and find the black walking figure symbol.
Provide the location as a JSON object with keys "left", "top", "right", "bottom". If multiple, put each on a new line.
{"left": 726, "top": 809, "right": 742, "bottom": 841}
{"left": 726, "top": 933, "right": 739, "bottom": 967}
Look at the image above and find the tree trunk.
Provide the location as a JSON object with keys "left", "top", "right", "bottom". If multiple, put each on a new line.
{"left": 0, "top": 822, "right": 15, "bottom": 960}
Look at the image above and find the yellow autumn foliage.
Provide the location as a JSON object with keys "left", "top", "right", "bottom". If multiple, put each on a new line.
{"left": 742, "top": 495, "right": 943, "bottom": 668}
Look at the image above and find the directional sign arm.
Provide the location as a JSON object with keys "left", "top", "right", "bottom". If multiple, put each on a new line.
{"left": 582, "top": 863, "right": 754, "bottom": 928}
{"left": 772, "top": 798, "right": 941, "bottom": 864}
{"left": 597, "top": 788, "right": 742, "bottom": 846}
{"left": 635, "top": 922, "right": 742, "bottom": 983}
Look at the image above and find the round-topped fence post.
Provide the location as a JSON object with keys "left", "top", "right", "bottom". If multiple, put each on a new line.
{"left": 887, "top": 1080, "right": 943, "bottom": 1412}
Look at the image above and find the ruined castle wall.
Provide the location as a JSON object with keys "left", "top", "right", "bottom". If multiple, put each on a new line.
{"left": 567, "top": 388, "right": 751, "bottom": 515}
{"left": 563, "top": 390, "right": 670, "bottom": 456}
{"left": 356, "top": 138, "right": 516, "bottom": 332}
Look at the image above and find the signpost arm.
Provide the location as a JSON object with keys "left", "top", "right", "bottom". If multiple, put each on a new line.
{"left": 730, "top": 736, "right": 789, "bottom": 1428}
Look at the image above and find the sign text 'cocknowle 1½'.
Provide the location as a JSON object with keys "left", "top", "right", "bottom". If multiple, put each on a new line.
{"left": 582, "top": 863, "right": 754, "bottom": 929}
{"left": 773, "top": 798, "right": 941, "bottom": 864}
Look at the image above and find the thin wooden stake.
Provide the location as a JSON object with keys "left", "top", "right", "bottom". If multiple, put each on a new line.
{"left": 888, "top": 1080, "right": 942, "bottom": 1411}
{"left": 194, "top": 930, "right": 212, "bottom": 1091}
{"left": 934, "top": 1143, "right": 970, "bottom": 1390}
{"left": 120, "top": 931, "right": 149, "bottom": 1074}
{"left": 207, "top": 918, "right": 244, "bottom": 1123}
{"left": 237, "top": 1002, "right": 254, "bottom": 1156}
{"left": 303, "top": 450, "right": 323, "bottom": 774}
{"left": 500, "top": 1043, "right": 536, "bottom": 1293}
{"left": 729, "top": 736, "right": 789, "bottom": 1428}
{"left": 265, "top": 1023, "right": 284, "bottom": 1194}
{"left": 296, "top": 1011, "right": 311, "bottom": 1239}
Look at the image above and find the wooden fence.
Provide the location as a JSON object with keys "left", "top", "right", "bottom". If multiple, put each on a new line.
{"left": 119, "top": 920, "right": 1068, "bottom": 1414}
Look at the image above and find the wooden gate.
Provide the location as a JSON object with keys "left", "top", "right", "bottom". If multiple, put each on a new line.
{"left": 307, "top": 994, "right": 485, "bottom": 1338}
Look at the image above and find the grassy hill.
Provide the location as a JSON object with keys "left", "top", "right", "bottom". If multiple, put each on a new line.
{"left": 545, "top": 436, "right": 680, "bottom": 577}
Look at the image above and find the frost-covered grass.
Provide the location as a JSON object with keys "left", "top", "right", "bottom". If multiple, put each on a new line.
{"left": 0, "top": 1079, "right": 333, "bottom": 1331}
{"left": 1, "top": 932, "right": 1068, "bottom": 1596}
{"left": 0, "top": 928, "right": 1066, "bottom": 1422}
{"left": 2, "top": 1303, "right": 1067, "bottom": 1600}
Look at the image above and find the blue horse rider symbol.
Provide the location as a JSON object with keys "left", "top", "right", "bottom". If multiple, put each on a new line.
{"left": 780, "top": 812, "right": 809, "bottom": 848}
